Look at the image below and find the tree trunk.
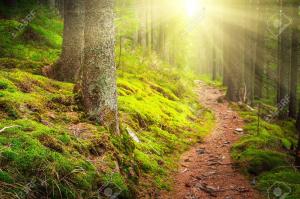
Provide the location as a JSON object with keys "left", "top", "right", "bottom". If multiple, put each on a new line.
{"left": 3, "top": 0, "right": 16, "bottom": 7}
{"left": 278, "top": 1, "right": 292, "bottom": 119}
{"left": 55, "top": 0, "right": 84, "bottom": 82}
{"left": 244, "top": 0, "right": 256, "bottom": 104}
{"left": 254, "top": 3, "right": 265, "bottom": 99}
{"left": 48, "top": 0, "right": 55, "bottom": 8}
{"left": 289, "top": 5, "right": 300, "bottom": 118}
{"left": 138, "top": 0, "right": 147, "bottom": 48}
{"left": 82, "top": 0, "right": 119, "bottom": 135}
{"left": 295, "top": 104, "right": 300, "bottom": 167}
{"left": 212, "top": 41, "right": 217, "bottom": 81}
{"left": 225, "top": 2, "right": 244, "bottom": 102}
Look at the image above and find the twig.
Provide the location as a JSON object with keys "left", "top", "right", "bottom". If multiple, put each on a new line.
{"left": 0, "top": 125, "right": 20, "bottom": 133}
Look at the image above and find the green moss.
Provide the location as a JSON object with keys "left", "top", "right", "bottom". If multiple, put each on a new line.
{"left": 232, "top": 106, "right": 300, "bottom": 197}
{"left": 0, "top": 170, "right": 14, "bottom": 184}
{"left": 134, "top": 149, "right": 160, "bottom": 173}
{"left": 258, "top": 170, "right": 300, "bottom": 199}
{"left": 234, "top": 149, "right": 291, "bottom": 175}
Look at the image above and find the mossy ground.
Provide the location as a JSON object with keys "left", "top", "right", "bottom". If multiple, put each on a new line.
{"left": 0, "top": 3, "right": 214, "bottom": 198}
{"left": 231, "top": 103, "right": 300, "bottom": 198}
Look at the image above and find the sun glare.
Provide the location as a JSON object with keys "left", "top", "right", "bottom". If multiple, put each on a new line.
{"left": 185, "top": 0, "right": 200, "bottom": 17}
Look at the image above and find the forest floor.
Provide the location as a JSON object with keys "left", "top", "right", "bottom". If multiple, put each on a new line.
{"left": 159, "top": 81, "right": 262, "bottom": 199}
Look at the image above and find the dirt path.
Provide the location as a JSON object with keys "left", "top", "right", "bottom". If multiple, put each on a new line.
{"left": 159, "top": 82, "right": 262, "bottom": 199}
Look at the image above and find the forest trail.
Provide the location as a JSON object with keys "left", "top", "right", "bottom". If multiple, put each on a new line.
{"left": 159, "top": 82, "right": 262, "bottom": 199}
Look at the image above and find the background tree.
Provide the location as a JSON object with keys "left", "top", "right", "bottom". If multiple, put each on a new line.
{"left": 289, "top": 2, "right": 300, "bottom": 118}
{"left": 55, "top": 0, "right": 84, "bottom": 82}
{"left": 277, "top": 0, "right": 292, "bottom": 119}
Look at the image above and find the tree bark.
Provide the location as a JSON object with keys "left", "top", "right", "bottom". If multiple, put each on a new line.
{"left": 48, "top": 0, "right": 55, "bottom": 8}
{"left": 244, "top": 0, "right": 256, "bottom": 104}
{"left": 278, "top": 1, "right": 292, "bottom": 119}
{"left": 138, "top": 0, "right": 147, "bottom": 48}
{"left": 225, "top": 2, "right": 244, "bottom": 102}
{"left": 55, "top": 0, "right": 84, "bottom": 82}
{"left": 254, "top": 3, "right": 265, "bottom": 99}
{"left": 82, "top": 0, "right": 119, "bottom": 135}
{"left": 3, "top": 0, "right": 16, "bottom": 7}
{"left": 289, "top": 4, "right": 300, "bottom": 118}
{"left": 295, "top": 104, "right": 300, "bottom": 167}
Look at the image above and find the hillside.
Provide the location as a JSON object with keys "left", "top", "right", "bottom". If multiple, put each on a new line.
{"left": 0, "top": 3, "right": 214, "bottom": 198}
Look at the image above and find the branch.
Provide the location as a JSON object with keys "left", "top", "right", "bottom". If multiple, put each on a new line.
{"left": 0, "top": 125, "right": 20, "bottom": 133}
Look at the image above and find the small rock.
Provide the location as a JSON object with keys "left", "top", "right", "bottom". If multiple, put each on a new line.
{"left": 181, "top": 168, "right": 188, "bottom": 173}
{"left": 235, "top": 128, "right": 243, "bottom": 133}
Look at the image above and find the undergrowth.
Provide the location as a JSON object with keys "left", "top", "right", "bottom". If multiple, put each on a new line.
{"left": 231, "top": 103, "right": 300, "bottom": 199}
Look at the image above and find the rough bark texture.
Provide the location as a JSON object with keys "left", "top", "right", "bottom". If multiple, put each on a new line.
{"left": 55, "top": 0, "right": 84, "bottom": 82}
{"left": 82, "top": 0, "right": 119, "bottom": 135}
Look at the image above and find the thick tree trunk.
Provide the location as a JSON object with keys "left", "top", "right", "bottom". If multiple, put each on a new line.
{"left": 82, "top": 0, "right": 119, "bottom": 135}
{"left": 55, "top": 0, "right": 84, "bottom": 82}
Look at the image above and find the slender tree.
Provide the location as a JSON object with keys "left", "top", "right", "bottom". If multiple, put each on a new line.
{"left": 278, "top": 1, "right": 292, "bottom": 119}
{"left": 82, "top": 0, "right": 119, "bottom": 135}
{"left": 254, "top": 2, "right": 266, "bottom": 99}
{"left": 225, "top": 1, "right": 244, "bottom": 101}
{"left": 296, "top": 104, "right": 300, "bottom": 167}
{"left": 289, "top": 3, "right": 300, "bottom": 118}
{"left": 137, "top": 0, "right": 147, "bottom": 48}
{"left": 243, "top": 0, "right": 256, "bottom": 104}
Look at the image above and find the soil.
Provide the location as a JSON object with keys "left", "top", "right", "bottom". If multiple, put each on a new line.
{"left": 159, "top": 82, "right": 262, "bottom": 199}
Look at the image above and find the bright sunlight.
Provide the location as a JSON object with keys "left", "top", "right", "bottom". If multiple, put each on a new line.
{"left": 185, "top": 0, "right": 200, "bottom": 17}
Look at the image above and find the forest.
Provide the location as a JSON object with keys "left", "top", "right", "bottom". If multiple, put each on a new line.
{"left": 0, "top": 0, "right": 299, "bottom": 198}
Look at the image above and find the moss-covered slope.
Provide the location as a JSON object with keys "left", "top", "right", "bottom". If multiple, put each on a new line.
{"left": 0, "top": 3, "right": 214, "bottom": 198}
{"left": 232, "top": 104, "right": 300, "bottom": 199}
